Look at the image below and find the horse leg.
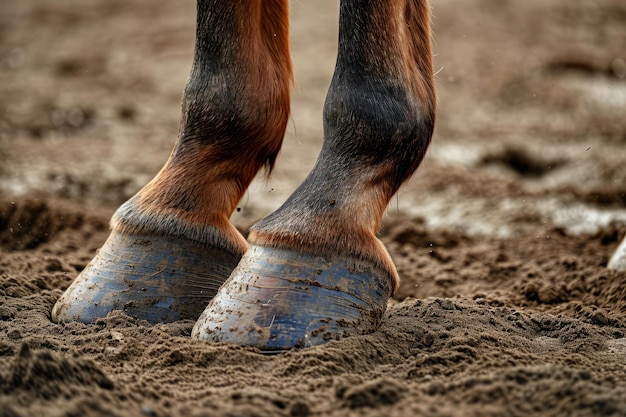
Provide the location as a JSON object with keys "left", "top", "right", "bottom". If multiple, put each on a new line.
{"left": 193, "top": 0, "right": 436, "bottom": 350}
{"left": 52, "top": 0, "right": 292, "bottom": 324}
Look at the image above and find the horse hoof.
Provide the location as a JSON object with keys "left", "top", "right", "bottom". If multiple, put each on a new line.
{"left": 608, "top": 236, "right": 626, "bottom": 270}
{"left": 191, "top": 245, "right": 392, "bottom": 351}
{"left": 51, "top": 231, "right": 240, "bottom": 324}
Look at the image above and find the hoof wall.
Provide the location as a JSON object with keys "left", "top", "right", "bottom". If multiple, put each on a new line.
{"left": 608, "top": 236, "right": 626, "bottom": 270}
{"left": 192, "top": 245, "right": 391, "bottom": 351}
{"left": 52, "top": 231, "right": 240, "bottom": 324}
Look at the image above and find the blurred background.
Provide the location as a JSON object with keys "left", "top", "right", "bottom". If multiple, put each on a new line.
{"left": 1, "top": 0, "right": 625, "bottom": 237}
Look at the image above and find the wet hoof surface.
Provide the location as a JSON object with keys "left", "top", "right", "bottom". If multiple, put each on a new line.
{"left": 192, "top": 245, "right": 392, "bottom": 351}
{"left": 51, "top": 231, "right": 240, "bottom": 324}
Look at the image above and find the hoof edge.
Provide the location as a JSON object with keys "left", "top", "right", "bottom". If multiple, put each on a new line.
{"left": 52, "top": 231, "right": 240, "bottom": 324}
{"left": 192, "top": 245, "right": 392, "bottom": 351}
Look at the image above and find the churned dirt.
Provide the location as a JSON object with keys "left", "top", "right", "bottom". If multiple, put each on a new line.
{"left": 1, "top": 0, "right": 625, "bottom": 416}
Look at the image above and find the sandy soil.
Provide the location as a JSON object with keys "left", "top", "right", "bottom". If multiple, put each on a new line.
{"left": 1, "top": 0, "right": 625, "bottom": 416}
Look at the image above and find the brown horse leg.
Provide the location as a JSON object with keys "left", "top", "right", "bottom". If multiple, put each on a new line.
{"left": 193, "top": 0, "right": 436, "bottom": 350}
{"left": 52, "top": 0, "right": 292, "bottom": 324}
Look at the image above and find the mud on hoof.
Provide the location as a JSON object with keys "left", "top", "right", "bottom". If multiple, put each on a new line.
{"left": 52, "top": 231, "right": 240, "bottom": 324}
{"left": 191, "top": 245, "right": 392, "bottom": 352}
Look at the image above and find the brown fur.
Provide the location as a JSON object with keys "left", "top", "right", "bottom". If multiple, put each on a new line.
{"left": 400, "top": 0, "right": 437, "bottom": 185}
{"left": 114, "top": 0, "right": 293, "bottom": 254}
{"left": 115, "top": 0, "right": 434, "bottom": 294}
{"left": 361, "top": 0, "right": 436, "bottom": 193}
{"left": 250, "top": 0, "right": 436, "bottom": 293}
{"left": 249, "top": 184, "right": 401, "bottom": 292}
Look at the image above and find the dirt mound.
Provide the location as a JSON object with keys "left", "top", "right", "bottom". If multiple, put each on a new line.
{"left": 3, "top": 343, "right": 114, "bottom": 400}
{"left": 0, "top": 199, "right": 624, "bottom": 416}
{"left": 385, "top": 218, "right": 626, "bottom": 321}
{"left": 0, "top": 198, "right": 107, "bottom": 252}
{"left": 2, "top": 290, "right": 625, "bottom": 417}
{"left": 0, "top": 198, "right": 109, "bottom": 298}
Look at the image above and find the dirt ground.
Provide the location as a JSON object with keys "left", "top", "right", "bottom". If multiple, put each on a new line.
{"left": 1, "top": 0, "right": 626, "bottom": 416}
